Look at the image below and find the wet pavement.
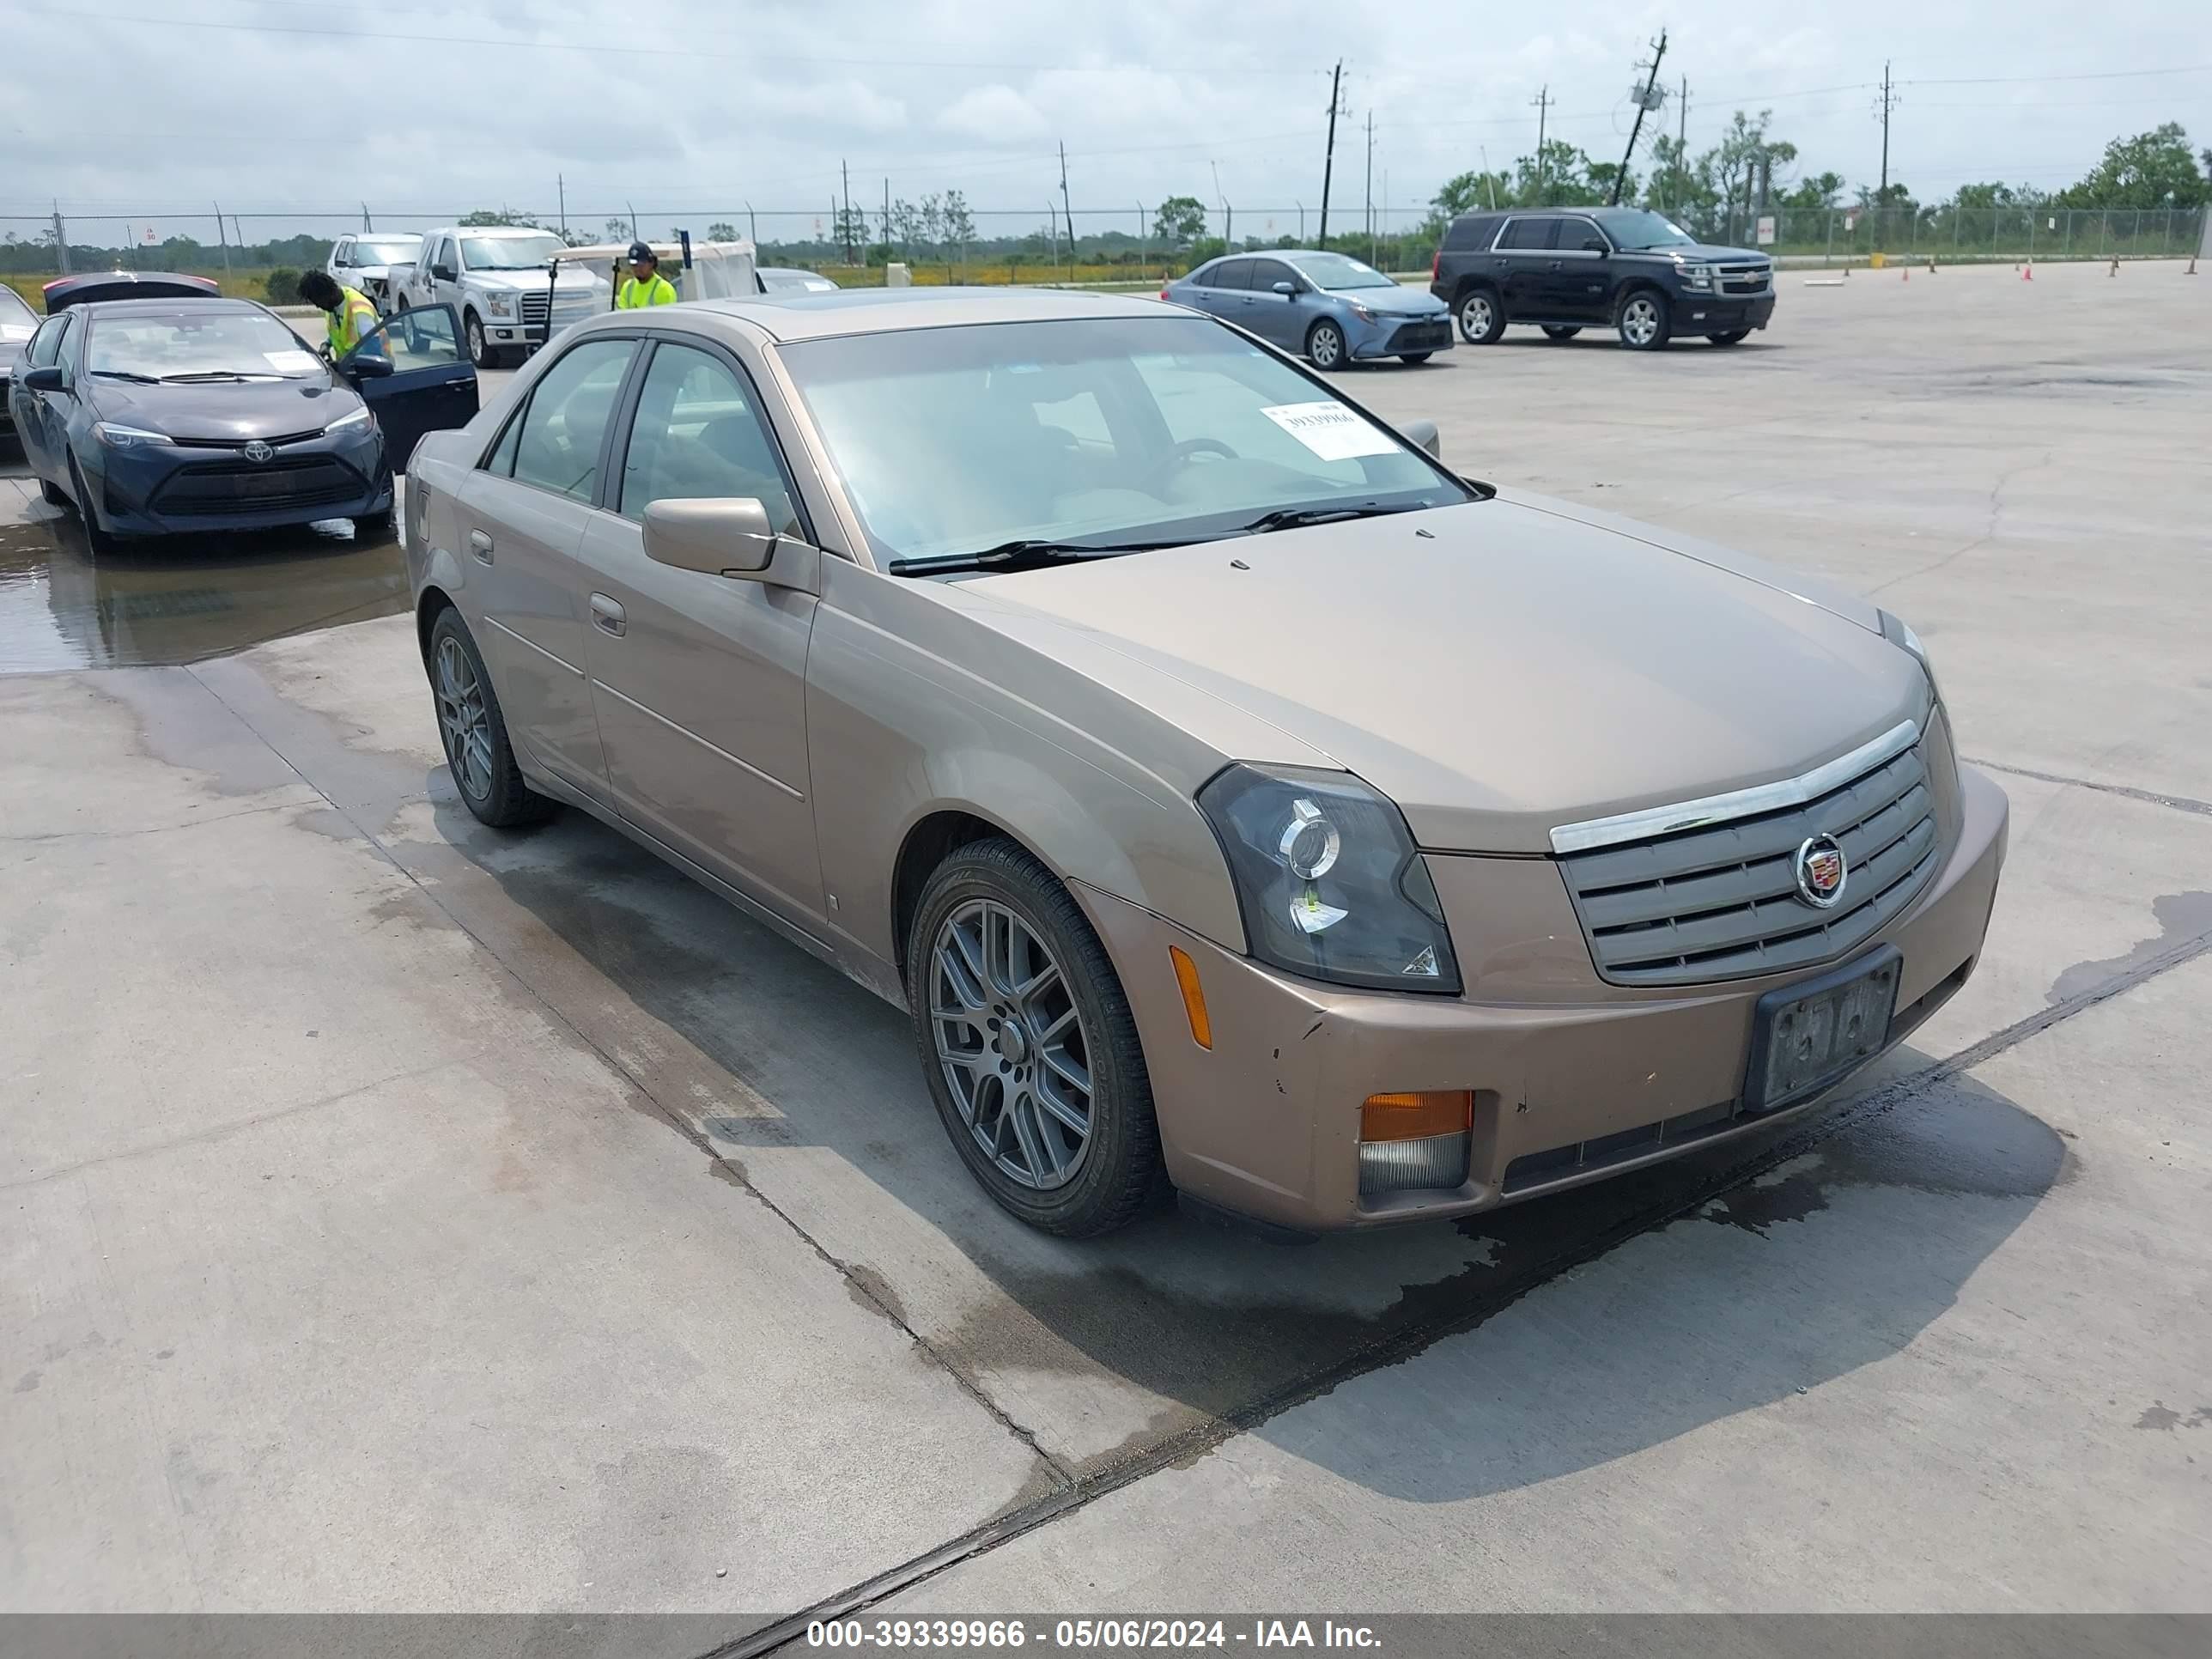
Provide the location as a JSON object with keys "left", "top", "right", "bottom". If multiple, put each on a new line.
{"left": 2, "top": 263, "right": 2209, "bottom": 1626}
{"left": 0, "top": 499, "right": 406, "bottom": 672}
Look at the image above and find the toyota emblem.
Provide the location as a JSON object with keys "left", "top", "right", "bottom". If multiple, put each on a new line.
{"left": 243, "top": 440, "right": 273, "bottom": 464}
{"left": 1795, "top": 835, "right": 1849, "bottom": 908}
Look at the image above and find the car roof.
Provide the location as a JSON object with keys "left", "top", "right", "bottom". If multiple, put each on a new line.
{"left": 683, "top": 285, "right": 1176, "bottom": 343}
{"left": 74, "top": 296, "right": 263, "bottom": 318}
{"left": 453, "top": 225, "right": 555, "bottom": 236}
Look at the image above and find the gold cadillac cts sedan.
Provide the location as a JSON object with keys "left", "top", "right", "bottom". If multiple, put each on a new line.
{"left": 404, "top": 289, "right": 2007, "bottom": 1237}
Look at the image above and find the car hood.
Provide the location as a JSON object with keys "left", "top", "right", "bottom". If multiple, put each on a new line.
{"left": 468, "top": 270, "right": 605, "bottom": 294}
{"left": 89, "top": 377, "right": 365, "bottom": 442}
{"left": 1632, "top": 242, "right": 1765, "bottom": 263}
{"left": 1327, "top": 284, "right": 1444, "bottom": 316}
{"left": 952, "top": 489, "right": 1922, "bottom": 854}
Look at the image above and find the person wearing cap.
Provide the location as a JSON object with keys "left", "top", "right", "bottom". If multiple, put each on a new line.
{"left": 617, "top": 241, "right": 678, "bottom": 309}
{"left": 298, "top": 269, "right": 386, "bottom": 362}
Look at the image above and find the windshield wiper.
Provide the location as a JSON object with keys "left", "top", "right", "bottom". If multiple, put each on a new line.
{"left": 1238, "top": 501, "right": 1422, "bottom": 535}
{"left": 160, "top": 371, "right": 270, "bottom": 383}
{"left": 90, "top": 368, "right": 161, "bottom": 384}
{"left": 888, "top": 538, "right": 1187, "bottom": 577}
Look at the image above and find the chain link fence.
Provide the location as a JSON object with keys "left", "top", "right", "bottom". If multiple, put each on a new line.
{"left": 5, "top": 202, "right": 2205, "bottom": 303}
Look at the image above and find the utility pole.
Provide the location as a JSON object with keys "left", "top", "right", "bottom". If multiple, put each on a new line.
{"left": 1212, "top": 160, "right": 1231, "bottom": 251}
{"left": 744, "top": 200, "right": 757, "bottom": 244}
{"left": 841, "top": 160, "right": 854, "bottom": 264}
{"left": 1673, "top": 78, "right": 1688, "bottom": 210}
{"left": 52, "top": 203, "right": 70, "bottom": 276}
{"left": 1058, "top": 140, "right": 1073, "bottom": 271}
{"left": 213, "top": 201, "right": 230, "bottom": 276}
{"left": 1318, "top": 59, "right": 1343, "bottom": 245}
{"left": 557, "top": 174, "right": 567, "bottom": 236}
{"left": 1364, "top": 109, "right": 1375, "bottom": 260}
{"left": 1531, "top": 88, "right": 1552, "bottom": 202}
{"left": 1875, "top": 60, "right": 1898, "bottom": 201}
{"left": 361, "top": 202, "right": 372, "bottom": 232}
{"left": 883, "top": 178, "right": 890, "bottom": 252}
{"left": 1613, "top": 30, "right": 1667, "bottom": 206}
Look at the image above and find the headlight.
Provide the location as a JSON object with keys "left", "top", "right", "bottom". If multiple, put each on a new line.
{"left": 326, "top": 404, "right": 374, "bottom": 433}
{"left": 1880, "top": 608, "right": 1942, "bottom": 703}
{"left": 486, "top": 292, "right": 514, "bottom": 317}
{"left": 1680, "top": 263, "right": 1715, "bottom": 291}
{"left": 1347, "top": 301, "right": 1378, "bottom": 322}
{"left": 1197, "top": 764, "right": 1462, "bottom": 994}
{"left": 92, "top": 422, "right": 171, "bottom": 450}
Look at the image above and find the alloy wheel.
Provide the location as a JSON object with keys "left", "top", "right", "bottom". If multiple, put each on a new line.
{"left": 434, "top": 635, "right": 494, "bottom": 802}
{"left": 1621, "top": 296, "right": 1661, "bottom": 347}
{"left": 928, "top": 898, "right": 1094, "bottom": 1191}
{"left": 1309, "top": 324, "right": 1344, "bottom": 369}
{"left": 1460, "top": 294, "right": 1493, "bottom": 339}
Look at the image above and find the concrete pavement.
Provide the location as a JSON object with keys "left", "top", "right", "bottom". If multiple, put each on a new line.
{"left": 1, "top": 258, "right": 2208, "bottom": 1629}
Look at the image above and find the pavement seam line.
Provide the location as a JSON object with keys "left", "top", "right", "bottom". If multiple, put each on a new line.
{"left": 0, "top": 1056, "right": 464, "bottom": 1191}
{"left": 0, "top": 794, "right": 321, "bottom": 844}
{"left": 1962, "top": 755, "right": 2212, "bottom": 820}
{"left": 696, "top": 921, "right": 2212, "bottom": 1659}
{"left": 178, "top": 660, "right": 1079, "bottom": 1495}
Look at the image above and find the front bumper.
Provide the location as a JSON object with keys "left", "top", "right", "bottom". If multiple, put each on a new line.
{"left": 1675, "top": 290, "right": 1778, "bottom": 331}
{"left": 1081, "top": 759, "right": 2008, "bottom": 1232}
{"left": 1347, "top": 311, "right": 1455, "bottom": 360}
{"left": 78, "top": 428, "right": 391, "bottom": 537}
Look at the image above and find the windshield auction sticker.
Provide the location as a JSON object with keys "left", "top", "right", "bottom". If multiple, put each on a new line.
{"left": 1259, "top": 401, "right": 1400, "bottom": 461}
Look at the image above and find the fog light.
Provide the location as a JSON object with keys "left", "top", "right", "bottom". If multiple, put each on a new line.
{"left": 1358, "top": 1133, "right": 1470, "bottom": 1195}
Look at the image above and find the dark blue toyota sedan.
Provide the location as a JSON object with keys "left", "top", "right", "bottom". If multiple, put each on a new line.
{"left": 7, "top": 295, "right": 477, "bottom": 550}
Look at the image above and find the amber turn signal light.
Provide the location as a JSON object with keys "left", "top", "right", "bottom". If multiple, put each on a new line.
{"left": 1168, "top": 945, "right": 1212, "bottom": 1050}
{"left": 1361, "top": 1090, "right": 1475, "bottom": 1142}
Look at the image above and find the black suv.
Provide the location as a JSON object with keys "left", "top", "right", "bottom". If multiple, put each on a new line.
{"left": 1431, "top": 207, "right": 1775, "bottom": 350}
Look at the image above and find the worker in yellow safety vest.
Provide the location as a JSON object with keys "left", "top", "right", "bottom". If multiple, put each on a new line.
{"left": 299, "top": 270, "right": 384, "bottom": 362}
{"left": 617, "top": 241, "right": 678, "bottom": 309}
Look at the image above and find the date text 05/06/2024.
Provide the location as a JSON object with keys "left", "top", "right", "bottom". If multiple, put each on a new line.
{"left": 805, "top": 1619, "right": 1384, "bottom": 1650}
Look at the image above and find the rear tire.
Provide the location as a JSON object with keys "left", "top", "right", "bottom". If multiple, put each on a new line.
{"left": 908, "top": 838, "right": 1163, "bottom": 1237}
{"left": 1305, "top": 318, "right": 1347, "bottom": 371}
{"left": 1541, "top": 325, "right": 1582, "bottom": 341}
{"left": 1455, "top": 286, "right": 1505, "bottom": 344}
{"left": 426, "top": 608, "right": 557, "bottom": 829}
{"left": 1398, "top": 352, "right": 1434, "bottom": 365}
{"left": 1708, "top": 330, "right": 1751, "bottom": 345}
{"left": 1616, "top": 289, "right": 1673, "bottom": 350}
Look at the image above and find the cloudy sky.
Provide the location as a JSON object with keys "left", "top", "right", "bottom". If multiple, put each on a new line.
{"left": 2, "top": 0, "right": 2206, "bottom": 246}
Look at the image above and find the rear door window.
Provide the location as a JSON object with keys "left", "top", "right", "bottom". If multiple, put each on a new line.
{"left": 508, "top": 337, "right": 638, "bottom": 502}
{"left": 1498, "top": 217, "right": 1559, "bottom": 251}
{"left": 1247, "top": 258, "right": 1296, "bottom": 293}
{"left": 1211, "top": 259, "right": 1255, "bottom": 290}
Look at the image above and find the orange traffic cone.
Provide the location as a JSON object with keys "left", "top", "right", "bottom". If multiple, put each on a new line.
{"left": 2023, "top": 263, "right": 2033, "bottom": 280}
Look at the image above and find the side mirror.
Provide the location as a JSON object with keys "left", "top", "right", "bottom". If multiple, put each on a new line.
{"left": 22, "top": 365, "right": 65, "bottom": 393}
{"left": 1272, "top": 279, "right": 1297, "bottom": 296}
{"left": 1401, "top": 418, "right": 1442, "bottom": 460}
{"left": 431, "top": 263, "right": 456, "bottom": 282}
{"left": 643, "top": 496, "right": 776, "bottom": 577}
{"left": 1582, "top": 237, "right": 1607, "bottom": 252}
{"left": 343, "top": 353, "right": 393, "bottom": 380}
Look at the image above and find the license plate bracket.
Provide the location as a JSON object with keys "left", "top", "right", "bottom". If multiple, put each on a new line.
{"left": 1741, "top": 945, "right": 1902, "bottom": 1115}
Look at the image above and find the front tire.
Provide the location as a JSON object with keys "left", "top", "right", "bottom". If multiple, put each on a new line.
{"left": 1541, "top": 325, "right": 1582, "bottom": 341}
{"left": 1305, "top": 318, "right": 1346, "bottom": 371}
{"left": 426, "top": 608, "right": 557, "bottom": 829}
{"left": 1708, "top": 330, "right": 1751, "bottom": 346}
{"left": 465, "top": 311, "right": 496, "bottom": 371}
{"left": 1398, "top": 352, "right": 1434, "bottom": 365}
{"left": 908, "top": 839, "right": 1162, "bottom": 1237}
{"left": 40, "top": 477, "right": 68, "bottom": 507}
{"left": 68, "top": 458, "right": 120, "bottom": 555}
{"left": 1616, "top": 289, "right": 1672, "bottom": 350}
{"left": 1456, "top": 286, "right": 1505, "bottom": 344}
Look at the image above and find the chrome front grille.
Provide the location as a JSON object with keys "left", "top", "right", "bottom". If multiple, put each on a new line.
{"left": 1718, "top": 262, "right": 1771, "bottom": 295}
{"left": 519, "top": 292, "right": 551, "bottom": 325}
{"left": 1556, "top": 733, "right": 1941, "bottom": 987}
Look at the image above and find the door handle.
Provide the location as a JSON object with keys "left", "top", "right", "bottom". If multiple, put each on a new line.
{"left": 590, "top": 592, "right": 626, "bottom": 637}
{"left": 467, "top": 528, "right": 494, "bottom": 563}
{"left": 1547, "top": 260, "right": 1564, "bottom": 271}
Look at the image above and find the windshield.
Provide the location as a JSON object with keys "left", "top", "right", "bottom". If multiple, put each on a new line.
{"left": 356, "top": 239, "right": 420, "bottom": 264}
{"left": 87, "top": 309, "right": 323, "bottom": 380}
{"left": 761, "top": 270, "right": 836, "bottom": 293}
{"left": 1290, "top": 252, "right": 1395, "bottom": 291}
{"left": 461, "top": 234, "right": 563, "bottom": 270}
{"left": 780, "top": 315, "right": 1471, "bottom": 568}
{"left": 0, "top": 282, "right": 34, "bottom": 340}
{"left": 1593, "top": 209, "right": 1698, "bottom": 251}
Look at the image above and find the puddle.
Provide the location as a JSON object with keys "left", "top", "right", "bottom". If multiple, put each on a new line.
{"left": 0, "top": 513, "right": 409, "bottom": 672}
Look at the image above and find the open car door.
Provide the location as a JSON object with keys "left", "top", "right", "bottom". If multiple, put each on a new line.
{"left": 338, "top": 303, "right": 477, "bottom": 474}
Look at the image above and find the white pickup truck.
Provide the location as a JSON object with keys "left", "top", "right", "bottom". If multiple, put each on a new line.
{"left": 391, "top": 226, "right": 609, "bottom": 369}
